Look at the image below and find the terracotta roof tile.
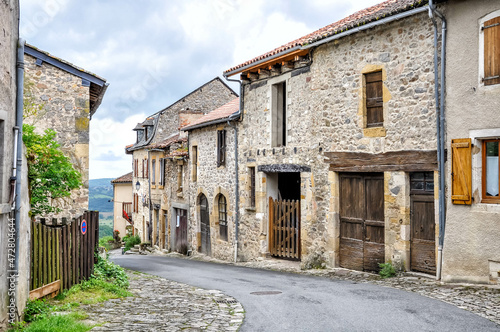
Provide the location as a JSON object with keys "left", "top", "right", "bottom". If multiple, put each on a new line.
{"left": 182, "top": 98, "right": 239, "bottom": 130}
{"left": 111, "top": 172, "right": 133, "bottom": 184}
{"left": 146, "top": 134, "right": 187, "bottom": 149}
{"left": 224, "top": 0, "right": 427, "bottom": 74}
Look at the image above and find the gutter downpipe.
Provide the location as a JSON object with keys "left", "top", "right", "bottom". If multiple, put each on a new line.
{"left": 429, "top": 0, "right": 447, "bottom": 281}
{"left": 224, "top": 75, "right": 243, "bottom": 263}
{"left": 147, "top": 150, "right": 152, "bottom": 243}
{"left": 11, "top": 37, "right": 25, "bottom": 320}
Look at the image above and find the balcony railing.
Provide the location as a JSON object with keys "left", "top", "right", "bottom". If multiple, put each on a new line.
{"left": 122, "top": 202, "right": 132, "bottom": 223}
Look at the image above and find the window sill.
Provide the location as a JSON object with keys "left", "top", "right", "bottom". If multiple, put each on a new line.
{"left": 363, "top": 127, "right": 386, "bottom": 137}
{"left": 481, "top": 198, "right": 500, "bottom": 204}
{"left": 245, "top": 207, "right": 256, "bottom": 212}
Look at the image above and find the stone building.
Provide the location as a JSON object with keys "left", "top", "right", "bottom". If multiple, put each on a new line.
{"left": 441, "top": 0, "right": 500, "bottom": 284}
{"left": 126, "top": 77, "right": 237, "bottom": 245}
{"left": 182, "top": 98, "right": 240, "bottom": 261}
{"left": 111, "top": 172, "right": 133, "bottom": 238}
{"left": 23, "top": 44, "right": 108, "bottom": 220}
{"left": 0, "top": 0, "right": 30, "bottom": 328}
{"left": 224, "top": 0, "right": 440, "bottom": 272}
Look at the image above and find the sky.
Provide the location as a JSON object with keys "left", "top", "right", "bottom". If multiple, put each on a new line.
{"left": 19, "top": 0, "right": 383, "bottom": 180}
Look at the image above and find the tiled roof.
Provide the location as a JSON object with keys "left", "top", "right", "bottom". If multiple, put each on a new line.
{"left": 182, "top": 98, "right": 239, "bottom": 131}
{"left": 146, "top": 134, "right": 187, "bottom": 149}
{"left": 111, "top": 172, "right": 133, "bottom": 184}
{"left": 224, "top": 0, "right": 427, "bottom": 74}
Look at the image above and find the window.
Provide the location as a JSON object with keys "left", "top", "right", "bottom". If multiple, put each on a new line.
{"left": 482, "top": 15, "right": 500, "bottom": 86}
{"left": 151, "top": 159, "right": 156, "bottom": 185}
{"left": 365, "top": 71, "right": 383, "bottom": 127}
{"left": 159, "top": 158, "right": 165, "bottom": 186}
{"left": 483, "top": 139, "right": 499, "bottom": 202}
{"left": 218, "top": 195, "right": 228, "bottom": 241}
{"left": 133, "top": 159, "right": 138, "bottom": 177}
{"left": 192, "top": 146, "right": 198, "bottom": 182}
{"left": 142, "top": 159, "right": 145, "bottom": 178}
{"left": 249, "top": 167, "right": 256, "bottom": 208}
{"left": 133, "top": 193, "right": 139, "bottom": 213}
{"left": 451, "top": 138, "right": 472, "bottom": 205}
{"left": 272, "top": 81, "right": 286, "bottom": 147}
{"left": 146, "top": 159, "right": 149, "bottom": 178}
{"left": 217, "top": 130, "right": 226, "bottom": 167}
{"left": 177, "top": 163, "right": 183, "bottom": 194}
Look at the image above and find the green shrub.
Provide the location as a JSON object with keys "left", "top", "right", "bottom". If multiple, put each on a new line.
{"left": 379, "top": 262, "right": 396, "bottom": 279}
{"left": 24, "top": 299, "right": 52, "bottom": 323}
{"left": 93, "top": 255, "right": 129, "bottom": 289}
{"left": 98, "top": 236, "right": 114, "bottom": 251}
{"left": 124, "top": 235, "right": 141, "bottom": 252}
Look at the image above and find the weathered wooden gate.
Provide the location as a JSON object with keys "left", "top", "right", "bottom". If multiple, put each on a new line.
{"left": 30, "top": 211, "right": 99, "bottom": 299}
{"left": 268, "top": 197, "right": 301, "bottom": 260}
{"left": 410, "top": 172, "right": 436, "bottom": 274}
{"left": 339, "top": 173, "right": 384, "bottom": 272}
{"left": 199, "top": 194, "right": 211, "bottom": 255}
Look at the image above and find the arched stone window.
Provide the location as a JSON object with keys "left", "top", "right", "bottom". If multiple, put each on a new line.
{"left": 218, "top": 195, "right": 228, "bottom": 241}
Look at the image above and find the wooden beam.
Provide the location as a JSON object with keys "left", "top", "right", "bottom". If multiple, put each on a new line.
{"left": 228, "top": 49, "right": 309, "bottom": 77}
{"left": 325, "top": 150, "right": 438, "bottom": 172}
{"left": 258, "top": 68, "right": 270, "bottom": 76}
{"left": 29, "top": 280, "right": 61, "bottom": 300}
{"left": 282, "top": 61, "right": 294, "bottom": 69}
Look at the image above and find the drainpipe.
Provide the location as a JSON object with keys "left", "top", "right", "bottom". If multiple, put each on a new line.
{"left": 429, "top": 0, "right": 447, "bottom": 281}
{"left": 224, "top": 75, "right": 243, "bottom": 262}
{"left": 147, "top": 150, "right": 152, "bottom": 243}
{"left": 10, "top": 37, "right": 25, "bottom": 321}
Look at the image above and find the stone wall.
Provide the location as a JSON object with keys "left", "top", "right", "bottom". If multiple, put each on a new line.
{"left": 188, "top": 124, "right": 237, "bottom": 261}
{"left": 131, "top": 149, "right": 150, "bottom": 242}
{"left": 442, "top": 0, "right": 500, "bottom": 284}
{"left": 24, "top": 54, "right": 91, "bottom": 220}
{"left": 236, "top": 12, "right": 437, "bottom": 269}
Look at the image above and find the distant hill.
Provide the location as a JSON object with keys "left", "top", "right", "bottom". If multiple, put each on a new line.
{"left": 89, "top": 178, "right": 114, "bottom": 214}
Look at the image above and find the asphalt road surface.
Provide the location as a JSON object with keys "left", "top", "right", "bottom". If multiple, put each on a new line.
{"left": 112, "top": 255, "right": 499, "bottom": 332}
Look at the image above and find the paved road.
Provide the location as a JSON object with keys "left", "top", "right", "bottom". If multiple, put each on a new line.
{"left": 112, "top": 255, "right": 499, "bottom": 332}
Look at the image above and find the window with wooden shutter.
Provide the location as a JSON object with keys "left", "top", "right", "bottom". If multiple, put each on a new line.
{"left": 159, "top": 158, "right": 165, "bottom": 186}
{"left": 483, "top": 16, "right": 500, "bottom": 86}
{"left": 217, "top": 130, "right": 226, "bottom": 167}
{"left": 365, "top": 71, "right": 383, "bottom": 127}
{"left": 218, "top": 195, "right": 228, "bottom": 241}
{"left": 451, "top": 138, "right": 472, "bottom": 205}
{"left": 192, "top": 146, "right": 198, "bottom": 182}
{"left": 249, "top": 167, "right": 256, "bottom": 208}
{"left": 151, "top": 159, "right": 156, "bottom": 185}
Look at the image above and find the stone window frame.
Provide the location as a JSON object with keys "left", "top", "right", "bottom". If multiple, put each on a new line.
{"left": 267, "top": 72, "right": 292, "bottom": 147}
{"left": 469, "top": 128, "right": 500, "bottom": 210}
{"left": 360, "top": 65, "right": 388, "bottom": 138}
{"left": 478, "top": 10, "right": 500, "bottom": 88}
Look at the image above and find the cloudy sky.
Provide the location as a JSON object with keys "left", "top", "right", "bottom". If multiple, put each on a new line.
{"left": 20, "top": 0, "right": 382, "bottom": 180}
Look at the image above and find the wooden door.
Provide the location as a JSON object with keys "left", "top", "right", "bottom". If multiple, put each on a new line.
{"left": 175, "top": 209, "right": 188, "bottom": 254}
{"left": 339, "top": 173, "right": 384, "bottom": 272}
{"left": 410, "top": 172, "right": 436, "bottom": 274}
{"left": 199, "top": 194, "right": 211, "bottom": 256}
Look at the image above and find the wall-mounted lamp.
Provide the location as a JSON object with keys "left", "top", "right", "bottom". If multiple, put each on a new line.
{"left": 135, "top": 181, "right": 140, "bottom": 191}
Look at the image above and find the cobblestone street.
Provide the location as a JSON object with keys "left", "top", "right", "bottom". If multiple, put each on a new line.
{"left": 82, "top": 270, "right": 244, "bottom": 331}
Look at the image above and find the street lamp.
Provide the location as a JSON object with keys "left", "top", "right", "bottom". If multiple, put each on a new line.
{"left": 135, "top": 181, "right": 140, "bottom": 191}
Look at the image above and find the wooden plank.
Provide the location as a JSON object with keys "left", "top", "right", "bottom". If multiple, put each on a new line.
{"left": 325, "top": 150, "right": 438, "bottom": 172}
{"left": 43, "top": 225, "right": 48, "bottom": 286}
{"left": 64, "top": 225, "right": 69, "bottom": 290}
{"left": 32, "top": 220, "right": 37, "bottom": 290}
{"left": 29, "top": 280, "right": 61, "bottom": 300}
{"left": 56, "top": 228, "right": 60, "bottom": 284}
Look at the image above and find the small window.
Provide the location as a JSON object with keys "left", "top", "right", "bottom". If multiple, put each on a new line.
{"left": 151, "top": 159, "right": 156, "bottom": 185}
{"left": 217, "top": 130, "right": 226, "bottom": 167}
{"left": 249, "top": 167, "right": 256, "bottom": 208}
{"left": 365, "top": 71, "right": 383, "bottom": 128}
{"left": 483, "top": 139, "right": 499, "bottom": 202}
{"left": 272, "top": 81, "right": 286, "bottom": 147}
{"left": 159, "top": 158, "right": 165, "bottom": 186}
{"left": 218, "top": 195, "right": 228, "bottom": 241}
{"left": 177, "top": 163, "right": 183, "bottom": 193}
{"left": 483, "top": 16, "right": 500, "bottom": 86}
{"left": 192, "top": 146, "right": 198, "bottom": 182}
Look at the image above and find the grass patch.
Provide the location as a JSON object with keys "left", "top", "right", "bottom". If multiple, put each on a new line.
{"left": 379, "top": 262, "right": 396, "bottom": 279}
{"left": 22, "top": 312, "right": 91, "bottom": 332}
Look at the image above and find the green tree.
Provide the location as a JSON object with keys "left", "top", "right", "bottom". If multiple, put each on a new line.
{"left": 23, "top": 124, "right": 82, "bottom": 217}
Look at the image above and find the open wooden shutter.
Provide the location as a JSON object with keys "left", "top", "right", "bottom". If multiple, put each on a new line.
{"left": 483, "top": 16, "right": 500, "bottom": 86}
{"left": 451, "top": 138, "right": 472, "bottom": 205}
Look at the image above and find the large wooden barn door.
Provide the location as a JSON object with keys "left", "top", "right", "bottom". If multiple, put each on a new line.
{"left": 199, "top": 194, "right": 211, "bottom": 256}
{"left": 339, "top": 173, "right": 384, "bottom": 271}
{"left": 410, "top": 172, "right": 436, "bottom": 274}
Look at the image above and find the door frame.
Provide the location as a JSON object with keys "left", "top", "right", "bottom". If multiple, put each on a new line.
{"left": 170, "top": 202, "right": 189, "bottom": 252}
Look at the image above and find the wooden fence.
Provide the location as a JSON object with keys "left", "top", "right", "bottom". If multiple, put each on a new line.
{"left": 30, "top": 211, "right": 99, "bottom": 299}
{"left": 269, "top": 198, "right": 301, "bottom": 260}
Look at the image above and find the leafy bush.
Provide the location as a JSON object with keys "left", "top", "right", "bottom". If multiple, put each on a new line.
{"left": 379, "top": 262, "right": 396, "bottom": 279}
{"left": 124, "top": 235, "right": 141, "bottom": 252}
{"left": 93, "top": 255, "right": 129, "bottom": 289}
{"left": 98, "top": 236, "right": 114, "bottom": 251}
{"left": 23, "top": 300, "right": 52, "bottom": 323}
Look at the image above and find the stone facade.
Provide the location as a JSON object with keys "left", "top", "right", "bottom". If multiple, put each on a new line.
{"left": 234, "top": 11, "right": 438, "bottom": 271}
{"left": 188, "top": 124, "right": 237, "bottom": 261}
{"left": 127, "top": 78, "right": 237, "bottom": 248}
{"left": 442, "top": 0, "right": 500, "bottom": 284}
{"left": 0, "top": 1, "right": 31, "bottom": 328}
{"left": 23, "top": 46, "right": 107, "bottom": 220}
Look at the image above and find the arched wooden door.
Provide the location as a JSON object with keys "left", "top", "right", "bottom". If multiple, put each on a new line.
{"left": 199, "top": 194, "right": 211, "bottom": 256}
